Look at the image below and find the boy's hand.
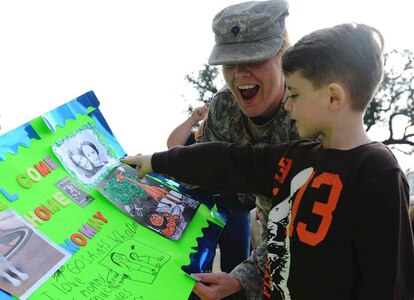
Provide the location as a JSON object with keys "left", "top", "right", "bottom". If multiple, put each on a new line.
{"left": 120, "top": 154, "right": 153, "bottom": 179}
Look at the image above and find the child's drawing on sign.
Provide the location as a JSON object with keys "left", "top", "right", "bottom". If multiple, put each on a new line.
{"left": 96, "top": 165, "right": 200, "bottom": 240}
{"left": 100, "top": 240, "right": 170, "bottom": 285}
{"left": 111, "top": 252, "right": 161, "bottom": 275}
{"left": 116, "top": 172, "right": 186, "bottom": 239}
{"left": 144, "top": 199, "right": 184, "bottom": 239}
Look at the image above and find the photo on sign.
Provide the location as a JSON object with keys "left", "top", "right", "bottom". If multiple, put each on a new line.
{"left": 0, "top": 210, "right": 71, "bottom": 300}
{"left": 52, "top": 123, "right": 118, "bottom": 189}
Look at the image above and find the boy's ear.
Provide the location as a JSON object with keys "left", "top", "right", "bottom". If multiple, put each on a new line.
{"left": 327, "top": 83, "right": 346, "bottom": 111}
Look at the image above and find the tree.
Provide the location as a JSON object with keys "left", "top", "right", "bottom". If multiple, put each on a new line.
{"left": 184, "top": 64, "right": 220, "bottom": 113}
{"left": 364, "top": 49, "right": 414, "bottom": 154}
{"left": 185, "top": 49, "right": 414, "bottom": 154}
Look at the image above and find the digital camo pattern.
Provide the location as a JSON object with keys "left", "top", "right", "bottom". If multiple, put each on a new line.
{"left": 209, "top": 0, "right": 289, "bottom": 65}
{"left": 231, "top": 242, "right": 268, "bottom": 300}
{"left": 196, "top": 87, "right": 299, "bottom": 299}
{"left": 197, "top": 88, "right": 296, "bottom": 146}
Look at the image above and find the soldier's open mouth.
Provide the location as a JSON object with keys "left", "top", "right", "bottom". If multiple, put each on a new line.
{"left": 238, "top": 85, "right": 259, "bottom": 101}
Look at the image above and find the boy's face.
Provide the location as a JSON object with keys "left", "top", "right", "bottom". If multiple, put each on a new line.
{"left": 284, "top": 71, "right": 330, "bottom": 139}
{"left": 222, "top": 54, "right": 285, "bottom": 119}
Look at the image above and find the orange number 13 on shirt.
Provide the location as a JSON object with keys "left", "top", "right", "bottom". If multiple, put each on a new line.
{"left": 289, "top": 171, "right": 343, "bottom": 246}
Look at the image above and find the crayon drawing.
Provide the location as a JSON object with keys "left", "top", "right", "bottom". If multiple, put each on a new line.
{"left": 100, "top": 239, "right": 170, "bottom": 285}
{"left": 96, "top": 165, "right": 200, "bottom": 240}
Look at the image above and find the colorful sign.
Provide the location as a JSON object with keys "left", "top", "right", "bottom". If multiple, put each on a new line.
{"left": 0, "top": 91, "right": 224, "bottom": 299}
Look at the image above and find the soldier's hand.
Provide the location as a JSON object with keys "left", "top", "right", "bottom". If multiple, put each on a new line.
{"left": 192, "top": 272, "right": 242, "bottom": 300}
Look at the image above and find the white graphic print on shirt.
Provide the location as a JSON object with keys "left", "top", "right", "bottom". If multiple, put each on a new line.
{"left": 267, "top": 168, "right": 313, "bottom": 298}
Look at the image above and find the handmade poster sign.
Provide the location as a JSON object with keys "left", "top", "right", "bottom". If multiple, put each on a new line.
{"left": 0, "top": 91, "right": 224, "bottom": 299}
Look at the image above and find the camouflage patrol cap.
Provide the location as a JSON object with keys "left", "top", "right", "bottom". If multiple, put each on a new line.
{"left": 208, "top": 0, "right": 289, "bottom": 66}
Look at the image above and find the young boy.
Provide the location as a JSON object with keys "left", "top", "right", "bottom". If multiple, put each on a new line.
{"left": 121, "top": 23, "right": 414, "bottom": 299}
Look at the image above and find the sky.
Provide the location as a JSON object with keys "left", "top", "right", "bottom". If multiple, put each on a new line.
{"left": 1, "top": 0, "right": 414, "bottom": 169}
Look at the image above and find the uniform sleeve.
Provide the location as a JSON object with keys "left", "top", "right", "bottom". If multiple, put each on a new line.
{"left": 230, "top": 241, "right": 267, "bottom": 300}
{"left": 152, "top": 142, "right": 279, "bottom": 198}
{"left": 354, "top": 169, "right": 414, "bottom": 299}
{"left": 196, "top": 93, "right": 232, "bottom": 143}
{"left": 184, "top": 132, "right": 196, "bottom": 146}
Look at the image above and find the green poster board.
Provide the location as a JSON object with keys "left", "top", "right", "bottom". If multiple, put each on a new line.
{"left": 0, "top": 91, "right": 224, "bottom": 299}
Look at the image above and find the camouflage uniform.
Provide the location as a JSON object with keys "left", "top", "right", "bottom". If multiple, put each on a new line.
{"left": 197, "top": 87, "right": 299, "bottom": 299}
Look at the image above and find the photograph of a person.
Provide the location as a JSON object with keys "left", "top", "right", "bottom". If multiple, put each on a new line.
{"left": 0, "top": 210, "right": 71, "bottom": 299}
{"left": 52, "top": 122, "right": 118, "bottom": 189}
{"left": 96, "top": 165, "right": 200, "bottom": 240}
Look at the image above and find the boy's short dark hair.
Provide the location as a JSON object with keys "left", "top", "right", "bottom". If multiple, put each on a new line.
{"left": 281, "top": 23, "right": 384, "bottom": 110}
